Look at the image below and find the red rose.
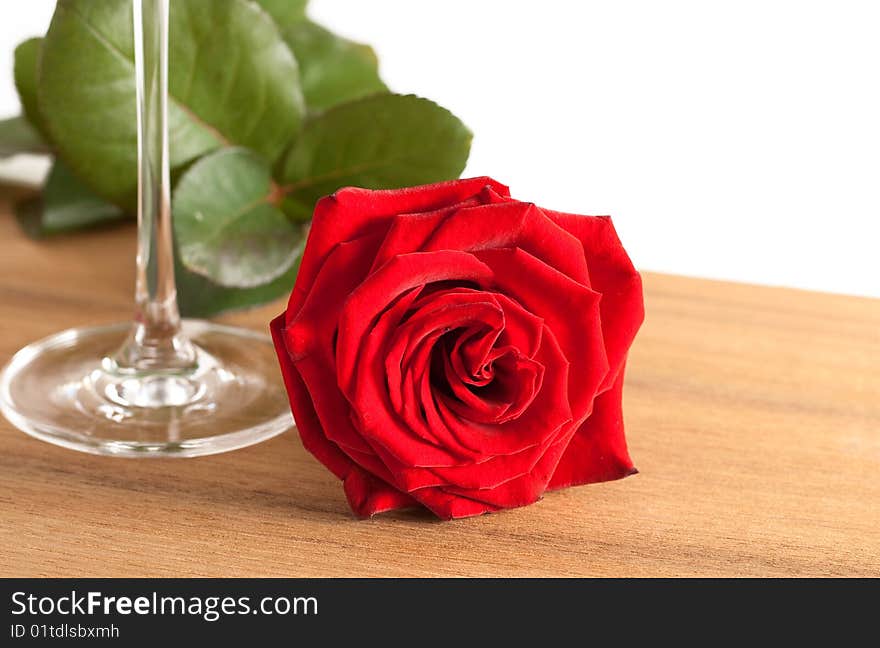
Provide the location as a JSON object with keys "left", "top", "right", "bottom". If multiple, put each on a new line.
{"left": 271, "top": 177, "right": 644, "bottom": 519}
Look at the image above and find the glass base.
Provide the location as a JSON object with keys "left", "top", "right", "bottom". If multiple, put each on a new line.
{"left": 0, "top": 320, "right": 293, "bottom": 457}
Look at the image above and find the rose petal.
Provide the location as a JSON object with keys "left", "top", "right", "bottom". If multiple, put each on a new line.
{"left": 475, "top": 247, "right": 609, "bottom": 420}
{"left": 391, "top": 298, "right": 504, "bottom": 418}
{"left": 441, "top": 347, "right": 544, "bottom": 425}
{"left": 408, "top": 423, "right": 575, "bottom": 519}
{"left": 404, "top": 418, "right": 566, "bottom": 493}
{"left": 273, "top": 315, "right": 416, "bottom": 517}
{"left": 385, "top": 294, "right": 506, "bottom": 454}
{"left": 548, "top": 363, "right": 637, "bottom": 489}
{"left": 337, "top": 249, "right": 494, "bottom": 405}
{"left": 366, "top": 287, "right": 450, "bottom": 449}
{"left": 293, "top": 178, "right": 511, "bottom": 311}
{"left": 343, "top": 465, "right": 418, "bottom": 518}
{"left": 409, "top": 489, "right": 501, "bottom": 520}
{"left": 437, "top": 426, "right": 575, "bottom": 513}
{"left": 544, "top": 211, "right": 644, "bottom": 392}
{"left": 271, "top": 313, "right": 353, "bottom": 480}
{"left": 442, "top": 291, "right": 544, "bottom": 364}
{"left": 432, "top": 325, "right": 573, "bottom": 458}
{"left": 284, "top": 234, "right": 385, "bottom": 456}
{"left": 369, "top": 184, "right": 510, "bottom": 273}
{"left": 422, "top": 201, "right": 590, "bottom": 285}
{"left": 368, "top": 326, "right": 573, "bottom": 493}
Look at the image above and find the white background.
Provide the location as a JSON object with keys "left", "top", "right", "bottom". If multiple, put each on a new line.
{"left": 2, "top": 0, "right": 878, "bottom": 298}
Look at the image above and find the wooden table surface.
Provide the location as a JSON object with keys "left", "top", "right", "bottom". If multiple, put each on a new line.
{"left": 0, "top": 198, "right": 878, "bottom": 578}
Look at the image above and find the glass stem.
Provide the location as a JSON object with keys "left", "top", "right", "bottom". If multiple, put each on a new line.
{"left": 115, "top": 0, "right": 196, "bottom": 373}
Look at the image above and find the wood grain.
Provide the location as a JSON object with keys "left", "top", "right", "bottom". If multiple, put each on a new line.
{"left": 0, "top": 199, "right": 878, "bottom": 577}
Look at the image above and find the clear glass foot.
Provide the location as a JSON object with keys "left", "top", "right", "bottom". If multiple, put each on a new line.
{"left": 0, "top": 320, "right": 292, "bottom": 457}
{"left": 1, "top": 0, "right": 294, "bottom": 458}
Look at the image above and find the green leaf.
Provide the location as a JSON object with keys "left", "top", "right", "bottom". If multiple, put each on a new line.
{"left": 0, "top": 116, "right": 49, "bottom": 158}
{"left": 280, "top": 94, "right": 472, "bottom": 207}
{"left": 252, "top": 0, "right": 308, "bottom": 28}
{"left": 14, "top": 38, "right": 50, "bottom": 137}
{"left": 15, "top": 159, "right": 128, "bottom": 237}
{"left": 38, "top": 0, "right": 305, "bottom": 208}
{"left": 283, "top": 21, "right": 387, "bottom": 111}
{"left": 174, "top": 148, "right": 304, "bottom": 288}
{"left": 168, "top": 0, "right": 305, "bottom": 160}
{"left": 176, "top": 251, "right": 300, "bottom": 318}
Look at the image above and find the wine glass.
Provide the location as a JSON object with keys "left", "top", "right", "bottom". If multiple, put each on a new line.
{"left": 0, "top": 0, "right": 293, "bottom": 456}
